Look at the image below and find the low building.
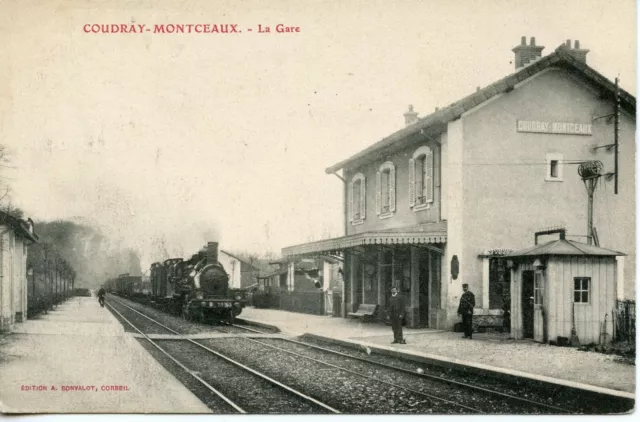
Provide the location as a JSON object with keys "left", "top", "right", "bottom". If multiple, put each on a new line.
{"left": 506, "top": 230, "right": 623, "bottom": 344}
{"left": 218, "top": 250, "right": 260, "bottom": 289}
{"left": 0, "top": 212, "right": 38, "bottom": 332}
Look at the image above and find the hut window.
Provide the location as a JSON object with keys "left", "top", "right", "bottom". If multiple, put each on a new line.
{"left": 574, "top": 277, "right": 590, "bottom": 303}
{"left": 534, "top": 272, "right": 544, "bottom": 305}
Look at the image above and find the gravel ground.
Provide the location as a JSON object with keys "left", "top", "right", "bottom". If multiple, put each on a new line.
{"left": 107, "top": 300, "right": 175, "bottom": 335}
{"left": 298, "top": 335, "right": 634, "bottom": 414}
{"left": 157, "top": 339, "right": 329, "bottom": 413}
{"left": 199, "top": 337, "right": 480, "bottom": 414}
{"left": 136, "top": 339, "right": 241, "bottom": 413}
{"left": 108, "top": 296, "right": 331, "bottom": 413}
{"left": 255, "top": 337, "right": 558, "bottom": 414}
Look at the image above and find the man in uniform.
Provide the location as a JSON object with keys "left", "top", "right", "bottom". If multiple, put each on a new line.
{"left": 388, "top": 286, "right": 406, "bottom": 344}
{"left": 457, "top": 283, "right": 475, "bottom": 339}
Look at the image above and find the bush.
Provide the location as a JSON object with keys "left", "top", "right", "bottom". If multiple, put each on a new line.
{"left": 73, "top": 288, "right": 92, "bottom": 297}
{"left": 578, "top": 341, "right": 635, "bottom": 364}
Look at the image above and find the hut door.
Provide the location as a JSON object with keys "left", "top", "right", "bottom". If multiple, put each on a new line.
{"left": 522, "top": 271, "right": 535, "bottom": 338}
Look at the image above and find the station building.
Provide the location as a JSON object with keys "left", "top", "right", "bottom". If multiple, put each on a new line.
{"left": 282, "top": 37, "right": 636, "bottom": 334}
{"left": 0, "top": 212, "right": 38, "bottom": 332}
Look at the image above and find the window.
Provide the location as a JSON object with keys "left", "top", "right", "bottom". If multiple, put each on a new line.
{"left": 489, "top": 257, "right": 511, "bottom": 309}
{"left": 348, "top": 173, "right": 366, "bottom": 224}
{"left": 545, "top": 153, "right": 563, "bottom": 181}
{"left": 574, "top": 277, "right": 590, "bottom": 303}
{"left": 376, "top": 162, "right": 396, "bottom": 218}
{"left": 410, "top": 146, "right": 434, "bottom": 209}
{"left": 534, "top": 271, "right": 544, "bottom": 305}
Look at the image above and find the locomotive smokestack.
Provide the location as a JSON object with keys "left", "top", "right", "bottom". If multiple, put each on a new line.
{"left": 207, "top": 242, "right": 219, "bottom": 263}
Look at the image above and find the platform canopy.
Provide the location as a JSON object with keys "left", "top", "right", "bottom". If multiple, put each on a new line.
{"left": 505, "top": 238, "right": 625, "bottom": 258}
{"left": 282, "top": 222, "right": 447, "bottom": 258}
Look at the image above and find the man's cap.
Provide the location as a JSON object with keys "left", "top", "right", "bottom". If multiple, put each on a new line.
{"left": 462, "top": 283, "right": 469, "bottom": 288}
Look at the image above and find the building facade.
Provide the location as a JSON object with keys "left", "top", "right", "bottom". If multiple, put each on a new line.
{"left": 283, "top": 37, "right": 635, "bottom": 331}
{"left": 218, "top": 250, "right": 259, "bottom": 289}
{"left": 0, "top": 213, "right": 38, "bottom": 332}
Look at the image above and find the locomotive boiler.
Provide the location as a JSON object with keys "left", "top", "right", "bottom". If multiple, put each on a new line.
{"left": 150, "top": 241, "right": 243, "bottom": 324}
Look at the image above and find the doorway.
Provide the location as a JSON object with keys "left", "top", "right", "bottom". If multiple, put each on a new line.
{"left": 522, "top": 270, "right": 535, "bottom": 338}
{"left": 418, "top": 250, "right": 430, "bottom": 327}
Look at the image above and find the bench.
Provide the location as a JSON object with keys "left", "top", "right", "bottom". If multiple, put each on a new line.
{"left": 347, "top": 304, "right": 379, "bottom": 322}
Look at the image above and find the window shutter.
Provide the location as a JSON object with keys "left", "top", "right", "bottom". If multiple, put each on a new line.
{"left": 409, "top": 158, "right": 415, "bottom": 207}
{"left": 426, "top": 149, "right": 434, "bottom": 203}
{"left": 389, "top": 165, "right": 396, "bottom": 212}
{"left": 375, "top": 171, "right": 381, "bottom": 215}
{"left": 360, "top": 177, "right": 366, "bottom": 219}
{"left": 348, "top": 182, "right": 353, "bottom": 222}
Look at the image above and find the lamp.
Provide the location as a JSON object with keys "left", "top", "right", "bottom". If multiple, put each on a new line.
{"left": 506, "top": 259, "right": 516, "bottom": 270}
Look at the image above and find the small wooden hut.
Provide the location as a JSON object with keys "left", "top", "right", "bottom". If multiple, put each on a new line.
{"left": 506, "top": 232, "right": 624, "bottom": 344}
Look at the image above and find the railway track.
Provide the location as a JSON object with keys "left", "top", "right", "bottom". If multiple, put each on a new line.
{"left": 107, "top": 296, "right": 580, "bottom": 414}
{"left": 106, "top": 298, "right": 339, "bottom": 414}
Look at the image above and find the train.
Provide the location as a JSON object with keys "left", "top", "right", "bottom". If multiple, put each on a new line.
{"left": 106, "top": 241, "right": 245, "bottom": 324}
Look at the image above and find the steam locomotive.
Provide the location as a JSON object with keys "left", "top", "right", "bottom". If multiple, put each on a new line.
{"left": 108, "top": 242, "right": 244, "bottom": 324}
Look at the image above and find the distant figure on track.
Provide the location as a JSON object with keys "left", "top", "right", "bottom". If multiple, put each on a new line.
{"left": 98, "top": 286, "right": 106, "bottom": 307}
{"left": 388, "top": 286, "right": 406, "bottom": 344}
{"left": 457, "top": 283, "right": 475, "bottom": 339}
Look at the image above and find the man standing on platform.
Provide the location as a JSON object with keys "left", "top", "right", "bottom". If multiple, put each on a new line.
{"left": 457, "top": 283, "right": 475, "bottom": 339}
{"left": 389, "top": 287, "right": 406, "bottom": 344}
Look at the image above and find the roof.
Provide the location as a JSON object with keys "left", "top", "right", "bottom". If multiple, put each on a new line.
{"left": 220, "top": 250, "right": 260, "bottom": 270}
{"left": 326, "top": 46, "right": 636, "bottom": 174}
{"left": 505, "top": 238, "right": 625, "bottom": 258}
{"left": 283, "top": 222, "right": 446, "bottom": 257}
{"left": 0, "top": 211, "right": 38, "bottom": 243}
{"left": 257, "top": 269, "right": 288, "bottom": 279}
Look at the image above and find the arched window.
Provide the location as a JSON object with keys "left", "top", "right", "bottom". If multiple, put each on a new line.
{"left": 376, "top": 161, "right": 396, "bottom": 218}
{"left": 409, "top": 146, "right": 434, "bottom": 209}
{"left": 348, "top": 173, "right": 366, "bottom": 224}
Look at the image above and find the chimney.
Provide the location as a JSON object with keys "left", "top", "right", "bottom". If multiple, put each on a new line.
{"left": 556, "top": 39, "right": 589, "bottom": 64}
{"left": 512, "top": 36, "right": 545, "bottom": 69}
{"left": 206, "top": 241, "right": 219, "bottom": 263}
{"left": 403, "top": 104, "right": 418, "bottom": 126}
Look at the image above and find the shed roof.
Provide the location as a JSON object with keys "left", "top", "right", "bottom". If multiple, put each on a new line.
{"left": 0, "top": 211, "right": 38, "bottom": 243}
{"left": 325, "top": 46, "right": 636, "bottom": 174}
{"left": 506, "top": 238, "right": 625, "bottom": 258}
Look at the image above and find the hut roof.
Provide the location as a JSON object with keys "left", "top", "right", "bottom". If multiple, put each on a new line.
{"left": 506, "top": 238, "right": 625, "bottom": 258}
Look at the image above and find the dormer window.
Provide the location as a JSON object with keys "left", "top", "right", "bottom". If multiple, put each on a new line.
{"left": 410, "top": 146, "right": 434, "bottom": 210}
{"left": 348, "top": 173, "right": 366, "bottom": 225}
{"left": 376, "top": 162, "right": 396, "bottom": 219}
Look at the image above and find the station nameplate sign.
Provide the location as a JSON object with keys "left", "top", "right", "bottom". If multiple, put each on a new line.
{"left": 516, "top": 120, "right": 592, "bottom": 136}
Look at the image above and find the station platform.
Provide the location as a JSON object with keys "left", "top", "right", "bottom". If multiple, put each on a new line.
{"left": 240, "top": 307, "right": 636, "bottom": 396}
{"left": 0, "top": 296, "right": 211, "bottom": 413}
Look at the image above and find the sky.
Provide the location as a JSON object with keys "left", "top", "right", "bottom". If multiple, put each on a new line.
{"left": 0, "top": 0, "right": 636, "bottom": 271}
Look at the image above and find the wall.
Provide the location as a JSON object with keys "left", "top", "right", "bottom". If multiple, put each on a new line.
{"left": 442, "top": 119, "right": 464, "bottom": 329}
{"left": 0, "top": 228, "right": 29, "bottom": 331}
{"left": 547, "top": 256, "right": 616, "bottom": 344}
{"left": 461, "top": 68, "right": 636, "bottom": 308}
{"left": 218, "top": 252, "right": 241, "bottom": 289}
{"left": 343, "top": 133, "right": 443, "bottom": 236}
